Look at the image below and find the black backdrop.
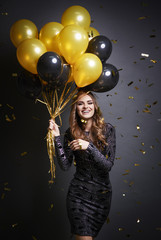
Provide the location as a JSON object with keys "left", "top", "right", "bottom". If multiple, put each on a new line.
{"left": 0, "top": 0, "right": 161, "bottom": 239}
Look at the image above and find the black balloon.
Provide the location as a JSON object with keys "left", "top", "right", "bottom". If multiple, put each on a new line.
{"left": 17, "top": 70, "right": 42, "bottom": 99}
{"left": 55, "top": 58, "right": 71, "bottom": 88}
{"left": 37, "top": 51, "right": 63, "bottom": 84}
{"left": 85, "top": 63, "right": 119, "bottom": 92}
{"left": 86, "top": 35, "right": 112, "bottom": 62}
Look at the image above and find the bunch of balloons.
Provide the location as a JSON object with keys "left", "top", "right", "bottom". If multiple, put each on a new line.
{"left": 10, "top": 5, "right": 119, "bottom": 99}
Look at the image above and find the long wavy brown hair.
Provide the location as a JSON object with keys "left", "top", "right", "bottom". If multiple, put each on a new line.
{"left": 69, "top": 90, "right": 108, "bottom": 149}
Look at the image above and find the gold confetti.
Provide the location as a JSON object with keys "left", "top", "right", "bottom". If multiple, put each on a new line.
{"left": 141, "top": 142, "right": 144, "bottom": 146}
{"left": 128, "top": 96, "right": 134, "bottom": 99}
{"left": 138, "top": 16, "right": 149, "bottom": 20}
{"left": 32, "top": 116, "right": 40, "bottom": 120}
{"left": 150, "top": 59, "right": 157, "bottom": 63}
{"left": 5, "top": 115, "right": 12, "bottom": 122}
{"left": 4, "top": 187, "right": 11, "bottom": 191}
{"left": 6, "top": 104, "right": 14, "bottom": 109}
{"left": 106, "top": 155, "right": 108, "bottom": 159}
{"left": 1, "top": 193, "right": 5, "bottom": 200}
{"left": 111, "top": 39, "right": 117, "bottom": 44}
{"left": 106, "top": 217, "right": 110, "bottom": 224}
{"left": 141, "top": 53, "right": 149, "bottom": 57}
{"left": 156, "top": 228, "right": 161, "bottom": 231}
{"left": 145, "top": 104, "right": 151, "bottom": 108}
{"left": 135, "top": 164, "right": 140, "bottom": 166}
{"left": 133, "top": 135, "right": 138, "bottom": 138}
{"left": 142, "top": 108, "right": 151, "bottom": 113}
{"left": 12, "top": 114, "right": 16, "bottom": 120}
{"left": 109, "top": 103, "right": 112, "bottom": 106}
{"left": 148, "top": 65, "right": 154, "bottom": 68}
{"left": 0, "top": 104, "right": 2, "bottom": 107}
{"left": 12, "top": 223, "right": 18, "bottom": 228}
{"left": 32, "top": 236, "right": 38, "bottom": 240}
{"left": 1, "top": 12, "right": 8, "bottom": 15}
{"left": 117, "top": 117, "right": 122, "bottom": 120}
{"left": 12, "top": 73, "right": 18, "bottom": 77}
{"left": 118, "top": 228, "right": 124, "bottom": 231}
{"left": 128, "top": 81, "right": 133, "bottom": 86}
{"left": 122, "top": 193, "right": 126, "bottom": 197}
{"left": 137, "top": 219, "right": 141, "bottom": 223}
{"left": 116, "top": 157, "right": 121, "bottom": 160}
{"left": 129, "top": 181, "right": 134, "bottom": 187}
{"left": 134, "top": 86, "right": 139, "bottom": 90}
{"left": 139, "top": 149, "right": 146, "bottom": 154}
{"left": 140, "top": 57, "right": 145, "bottom": 60}
{"left": 48, "top": 203, "right": 54, "bottom": 211}
{"left": 123, "top": 180, "right": 128, "bottom": 183}
{"left": 136, "top": 125, "right": 140, "bottom": 131}
{"left": 129, "top": 45, "right": 134, "bottom": 48}
{"left": 21, "top": 152, "right": 27, "bottom": 156}
{"left": 150, "top": 145, "right": 155, "bottom": 149}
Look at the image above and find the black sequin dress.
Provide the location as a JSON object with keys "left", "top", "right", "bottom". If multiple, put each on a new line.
{"left": 54, "top": 123, "right": 116, "bottom": 237}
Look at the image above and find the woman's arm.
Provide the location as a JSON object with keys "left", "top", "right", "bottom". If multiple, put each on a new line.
{"left": 87, "top": 123, "right": 116, "bottom": 172}
{"left": 54, "top": 129, "right": 74, "bottom": 171}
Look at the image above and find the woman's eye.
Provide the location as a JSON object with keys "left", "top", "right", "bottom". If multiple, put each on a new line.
{"left": 88, "top": 102, "right": 93, "bottom": 105}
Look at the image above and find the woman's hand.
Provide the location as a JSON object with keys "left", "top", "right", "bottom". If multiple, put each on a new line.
{"left": 48, "top": 119, "right": 60, "bottom": 137}
{"left": 70, "top": 139, "right": 89, "bottom": 151}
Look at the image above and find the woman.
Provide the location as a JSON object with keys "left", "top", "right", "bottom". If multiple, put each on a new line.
{"left": 49, "top": 90, "right": 116, "bottom": 240}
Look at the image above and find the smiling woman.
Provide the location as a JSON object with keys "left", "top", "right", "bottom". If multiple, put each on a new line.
{"left": 48, "top": 90, "right": 116, "bottom": 240}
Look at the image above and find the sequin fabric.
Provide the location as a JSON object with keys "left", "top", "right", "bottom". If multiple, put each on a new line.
{"left": 54, "top": 123, "right": 116, "bottom": 237}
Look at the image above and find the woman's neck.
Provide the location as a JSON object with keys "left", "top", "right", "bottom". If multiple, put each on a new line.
{"left": 84, "top": 118, "right": 92, "bottom": 132}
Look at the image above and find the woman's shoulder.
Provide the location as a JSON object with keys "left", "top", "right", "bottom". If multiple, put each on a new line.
{"left": 104, "top": 122, "right": 115, "bottom": 130}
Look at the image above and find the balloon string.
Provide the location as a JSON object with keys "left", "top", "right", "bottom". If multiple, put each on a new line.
{"left": 42, "top": 82, "right": 78, "bottom": 183}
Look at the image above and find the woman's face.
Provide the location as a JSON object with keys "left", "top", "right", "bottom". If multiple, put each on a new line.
{"left": 76, "top": 94, "right": 95, "bottom": 120}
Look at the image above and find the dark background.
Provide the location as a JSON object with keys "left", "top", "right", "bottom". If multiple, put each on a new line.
{"left": 0, "top": 0, "right": 161, "bottom": 239}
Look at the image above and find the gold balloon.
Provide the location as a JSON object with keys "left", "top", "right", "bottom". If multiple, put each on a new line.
{"left": 87, "top": 26, "right": 100, "bottom": 40}
{"left": 58, "top": 24, "right": 89, "bottom": 64}
{"left": 73, "top": 53, "right": 103, "bottom": 88}
{"left": 61, "top": 5, "right": 91, "bottom": 30}
{"left": 10, "top": 19, "right": 38, "bottom": 47}
{"left": 17, "top": 39, "right": 47, "bottom": 74}
{"left": 39, "top": 22, "right": 64, "bottom": 54}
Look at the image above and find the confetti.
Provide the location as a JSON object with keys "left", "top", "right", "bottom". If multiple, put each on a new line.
{"left": 1, "top": 193, "right": 5, "bottom": 200}
{"left": 106, "top": 217, "right": 110, "bottom": 224}
{"left": 128, "top": 96, "right": 134, "bottom": 99}
{"left": 21, "top": 152, "right": 27, "bottom": 156}
{"left": 138, "top": 16, "right": 149, "bottom": 20}
{"left": 142, "top": 108, "right": 151, "bottom": 113}
{"left": 145, "top": 104, "right": 151, "bottom": 108}
{"left": 12, "top": 223, "right": 18, "bottom": 228}
{"left": 128, "top": 81, "right": 133, "bottom": 86}
{"left": 134, "top": 86, "right": 139, "bottom": 90}
{"left": 6, "top": 104, "right": 14, "bottom": 109}
{"left": 140, "top": 57, "right": 145, "bottom": 60}
{"left": 141, "top": 53, "right": 149, "bottom": 57}
{"left": 123, "top": 193, "right": 126, "bottom": 197}
{"left": 32, "top": 116, "right": 40, "bottom": 120}
{"left": 133, "top": 135, "right": 138, "bottom": 138}
{"left": 137, "top": 219, "right": 141, "bottom": 223}
{"left": 12, "top": 73, "right": 18, "bottom": 77}
{"left": 32, "top": 236, "right": 38, "bottom": 240}
{"left": 48, "top": 203, "right": 54, "bottom": 211}
{"left": 149, "top": 35, "right": 156, "bottom": 38}
{"left": 150, "top": 145, "right": 155, "bottom": 149}
{"left": 129, "top": 181, "right": 134, "bottom": 187}
{"left": 1, "top": 12, "right": 8, "bottom": 15}
{"left": 139, "top": 149, "right": 146, "bottom": 154}
{"left": 118, "top": 228, "right": 124, "bottom": 231}
{"left": 117, "top": 117, "right": 122, "bottom": 120}
{"left": 152, "top": 101, "right": 158, "bottom": 105}
{"left": 136, "top": 125, "right": 140, "bottom": 131}
{"left": 134, "top": 164, "right": 140, "bottom": 166}
{"left": 111, "top": 39, "right": 117, "bottom": 44}
{"left": 156, "top": 228, "right": 161, "bottom": 231}
{"left": 0, "top": 104, "right": 2, "bottom": 107}
{"left": 150, "top": 59, "right": 157, "bottom": 63}
{"left": 141, "top": 142, "right": 144, "bottom": 146}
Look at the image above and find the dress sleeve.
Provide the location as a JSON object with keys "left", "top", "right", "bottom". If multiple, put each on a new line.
{"left": 54, "top": 128, "right": 74, "bottom": 171}
{"left": 87, "top": 123, "right": 116, "bottom": 172}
